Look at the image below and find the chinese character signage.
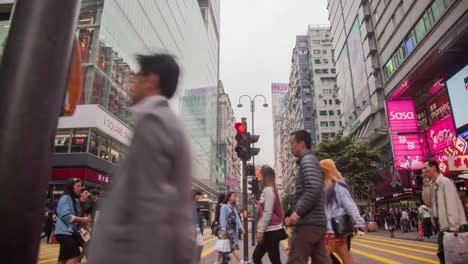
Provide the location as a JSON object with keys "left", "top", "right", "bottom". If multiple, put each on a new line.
{"left": 386, "top": 100, "right": 418, "bottom": 133}
{"left": 271, "top": 83, "right": 288, "bottom": 94}
{"left": 426, "top": 116, "right": 456, "bottom": 155}
{"left": 391, "top": 134, "right": 425, "bottom": 170}
{"left": 426, "top": 91, "right": 451, "bottom": 124}
{"left": 417, "top": 106, "right": 429, "bottom": 131}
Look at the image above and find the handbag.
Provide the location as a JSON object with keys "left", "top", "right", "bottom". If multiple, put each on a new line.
{"left": 73, "top": 226, "right": 91, "bottom": 246}
{"left": 331, "top": 214, "right": 354, "bottom": 237}
{"left": 443, "top": 231, "right": 468, "bottom": 264}
{"left": 215, "top": 238, "right": 231, "bottom": 253}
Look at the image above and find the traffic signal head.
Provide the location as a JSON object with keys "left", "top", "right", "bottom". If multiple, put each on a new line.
{"left": 234, "top": 122, "right": 249, "bottom": 160}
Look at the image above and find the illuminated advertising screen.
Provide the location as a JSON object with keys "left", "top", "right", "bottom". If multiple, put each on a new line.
{"left": 446, "top": 65, "right": 468, "bottom": 129}
{"left": 426, "top": 116, "right": 456, "bottom": 155}
{"left": 391, "top": 134, "right": 426, "bottom": 170}
{"left": 386, "top": 100, "right": 418, "bottom": 133}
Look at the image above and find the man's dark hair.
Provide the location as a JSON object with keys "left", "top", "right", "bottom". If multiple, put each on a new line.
{"left": 291, "top": 130, "right": 312, "bottom": 149}
{"left": 90, "top": 189, "right": 100, "bottom": 196}
{"left": 424, "top": 159, "right": 440, "bottom": 173}
{"left": 193, "top": 189, "right": 202, "bottom": 198}
{"left": 260, "top": 165, "right": 275, "bottom": 178}
{"left": 136, "top": 54, "right": 180, "bottom": 99}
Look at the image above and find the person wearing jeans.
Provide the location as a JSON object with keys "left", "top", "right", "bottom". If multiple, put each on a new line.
{"left": 253, "top": 166, "right": 285, "bottom": 264}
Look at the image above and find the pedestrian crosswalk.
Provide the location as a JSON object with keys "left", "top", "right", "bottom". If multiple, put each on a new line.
{"left": 37, "top": 233, "right": 440, "bottom": 264}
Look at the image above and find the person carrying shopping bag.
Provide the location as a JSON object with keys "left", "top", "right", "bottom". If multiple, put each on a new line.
{"left": 215, "top": 192, "right": 244, "bottom": 264}
{"left": 253, "top": 165, "right": 287, "bottom": 264}
{"left": 320, "top": 159, "right": 366, "bottom": 264}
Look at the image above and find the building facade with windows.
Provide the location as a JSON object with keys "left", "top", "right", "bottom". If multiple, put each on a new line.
{"left": 218, "top": 81, "right": 241, "bottom": 193}
{"left": 308, "top": 25, "right": 341, "bottom": 142}
{"left": 327, "top": 0, "right": 468, "bottom": 209}
{"left": 1, "top": 0, "right": 222, "bottom": 198}
{"left": 280, "top": 28, "right": 341, "bottom": 196}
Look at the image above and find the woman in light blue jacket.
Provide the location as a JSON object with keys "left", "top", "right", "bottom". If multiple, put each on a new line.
{"left": 320, "top": 159, "right": 366, "bottom": 264}
{"left": 54, "top": 178, "right": 91, "bottom": 264}
{"left": 216, "top": 192, "right": 243, "bottom": 264}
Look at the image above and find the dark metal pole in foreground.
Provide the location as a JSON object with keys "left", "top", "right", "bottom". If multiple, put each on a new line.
{"left": 0, "top": 1, "right": 81, "bottom": 263}
{"left": 242, "top": 159, "right": 249, "bottom": 261}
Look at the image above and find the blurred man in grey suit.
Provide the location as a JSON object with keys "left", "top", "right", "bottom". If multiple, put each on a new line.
{"left": 88, "top": 54, "right": 195, "bottom": 264}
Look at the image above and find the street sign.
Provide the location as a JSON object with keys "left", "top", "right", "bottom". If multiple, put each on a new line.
{"left": 454, "top": 136, "right": 468, "bottom": 154}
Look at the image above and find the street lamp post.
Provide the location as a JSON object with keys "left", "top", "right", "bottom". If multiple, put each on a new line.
{"left": 237, "top": 94, "right": 268, "bottom": 249}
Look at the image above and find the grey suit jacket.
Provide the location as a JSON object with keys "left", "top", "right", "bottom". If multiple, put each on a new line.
{"left": 88, "top": 100, "right": 195, "bottom": 263}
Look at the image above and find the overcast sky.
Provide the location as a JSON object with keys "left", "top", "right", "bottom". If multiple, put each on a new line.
{"left": 220, "top": 0, "right": 329, "bottom": 166}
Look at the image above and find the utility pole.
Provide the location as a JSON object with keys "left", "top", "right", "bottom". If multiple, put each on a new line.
{"left": 0, "top": 1, "right": 82, "bottom": 263}
{"left": 241, "top": 159, "right": 249, "bottom": 261}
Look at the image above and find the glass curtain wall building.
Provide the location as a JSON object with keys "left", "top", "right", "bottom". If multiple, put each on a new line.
{"left": 1, "top": 0, "right": 221, "bottom": 197}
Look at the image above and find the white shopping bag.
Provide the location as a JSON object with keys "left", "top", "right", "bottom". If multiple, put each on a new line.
{"left": 215, "top": 239, "right": 231, "bottom": 253}
{"left": 443, "top": 232, "right": 468, "bottom": 264}
{"left": 196, "top": 232, "right": 203, "bottom": 246}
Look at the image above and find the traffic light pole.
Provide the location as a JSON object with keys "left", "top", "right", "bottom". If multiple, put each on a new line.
{"left": 250, "top": 100, "right": 257, "bottom": 247}
{"left": 0, "top": 1, "right": 82, "bottom": 263}
{"left": 241, "top": 159, "right": 249, "bottom": 262}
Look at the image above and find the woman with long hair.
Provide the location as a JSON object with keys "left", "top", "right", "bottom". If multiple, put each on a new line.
{"left": 215, "top": 192, "right": 244, "bottom": 264}
{"left": 54, "top": 178, "right": 91, "bottom": 264}
{"left": 252, "top": 165, "right": 285, "bottom": 264}
{"left": 320, "top": 159, "right": 365, "bottom": 264}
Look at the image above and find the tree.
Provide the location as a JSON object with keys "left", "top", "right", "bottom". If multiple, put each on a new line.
{"left": 281, "top": 193, "right": 294, "bottom": 213}
{"left": 314, "top": 133, "right": 382, "bottom": 200}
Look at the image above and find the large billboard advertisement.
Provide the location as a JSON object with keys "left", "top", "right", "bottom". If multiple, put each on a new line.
{"left": 391, "top": 134, "right": 426, "bottom": 170}
{"left": 347, "top": 17, "right": 369, "bottom": 104}
{"left": 386, "top": 100, "right": 418, "bottom": 133}
{"left": 446, "top": 65, "right": 468, "bottom": 129}
{"left": 426, "top": 91, "right": 451, "bottom": 125}
{"left": 426, "top": 116, "right": 457, "bottom": 155}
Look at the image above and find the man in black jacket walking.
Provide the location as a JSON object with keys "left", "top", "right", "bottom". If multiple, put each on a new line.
{"left": 286, "top": 130, "right": 330, "bottom": 264}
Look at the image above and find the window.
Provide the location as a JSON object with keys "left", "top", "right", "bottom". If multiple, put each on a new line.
{"left": 323, "top": 69, "right": 329, "bottom": 74}
{"left": 313, "top": 50, "right": 321, "bottom": 54}
{"left": 414, "top": 18, "right": 427, "bottom": 43}
{"left": 405, "top": 31, "right": 416, "bottom": 54}
{"left": 299, "top": 42, "right": 307, "bottom": 47}
{"left": 384, "top": 59, "right": 395, "bottom": 79}
{"left": 332, "top": 58, "right": 336, "bottom": 64}
{"left": 331, "top": 68, "right": 336, "bottom": 74}
{"left": 321, "top": 133, "right": 329, "bottom": 139}
{"left": 307, "top": 107, "right": 312, "bottom": 111}
{"left": 335, "top": 99, "right": 340, "bottom": 105}
{"left": 312, "top": 40, "right": 320, "bottom": 44}
{"left": 319, "top": 110, "right": 328, "bottom": 116}
{"left": 431, "top": 0, "right": 448, "bottom": 21}
{"left": 315, "top": 69, "right": 322, "bottom": 74}
{"left": 329, "top": 99, "right": 333, "bottom": 105}
{"left": 314, "top": 59, "right": 321, "bottom": 64}
{"left": 70, "top": 129, "right": 89, "bottom": 153}
{"left": 329, "top": 121, "right": 336, "bottom": 127}
{"left": 423, "top": 9, "right": 436, "bottom": 30}
{"left": 323, "top": 89, "right": 332, "bottom": 94}
{"left": 323, "top": 59, "right": 329, "bottom": 64}
{"left": 89, "top": 130, "right": 98, "bottom": 156}
{"left": 322, "top": 49, "right": 327, "bottom": 54}
{"left": 323, "top": 100, "right": 328, "bottom": 105}
{"left": 339, "top": 121, "right": 343, "bottom": 127}
{"left": 54, "top": 130, "right": 71, "bottom": 153}
{"left": 337, "top": 110, "right": 341, "bottom": 115}
{"left": 394, "top": 43, "right": 407, "bottom": 67}
{"left": 329, "top": 110, "right": 334, "bottom": 116}
{"left": 320, "top": 122, "right": 328, "bottom": 127}
{"left": 305, "top": 117, "right": 312, "bottom": 121}
{"left": 331, "top": 133, "right": 336, "bottom": 137}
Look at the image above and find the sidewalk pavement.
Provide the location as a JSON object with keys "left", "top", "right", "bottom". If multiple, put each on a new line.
{"left": 367, "top": 229, "right": 437, "bottom": 243}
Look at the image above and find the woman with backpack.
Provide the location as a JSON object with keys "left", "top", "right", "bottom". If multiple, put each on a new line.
{"left": 54, "top": 178, "right": 91, "bottom": 264}
{"left": 320, "top": 159, "right": 366, "bottom": 264}
{"left": 252, "top": 165, "right": 287, "bottom": 264}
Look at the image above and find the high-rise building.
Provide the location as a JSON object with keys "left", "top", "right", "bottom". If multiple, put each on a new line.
{"left": 308, "top": 25, "right": 341, "bottom": 142}
{"left": 218, "top": 81, "right": 241, "bottom": 192}
{"left": 0, "top": 0, "right": 222, "bottom": 199}
{"left": 280, "top": 27, "right": 341, "bottom": 196}
{"left": 327, "top": 0, "right": 468, "bottom": 208}
{"left": 271, "top": 83, "right": 288, "bottom": 193}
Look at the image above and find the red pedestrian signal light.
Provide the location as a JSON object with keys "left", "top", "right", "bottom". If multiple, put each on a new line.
{"left": 234, "top": 122, "right": 247, "bottom": 134}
